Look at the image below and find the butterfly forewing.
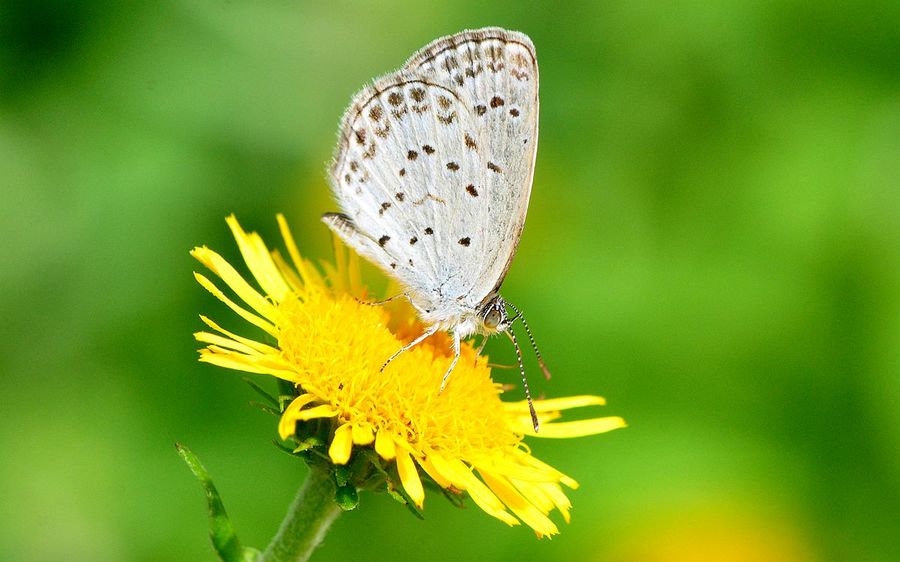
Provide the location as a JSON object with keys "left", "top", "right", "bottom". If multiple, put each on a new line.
{"left": 328, "top": 28, "right": 538, "bottom": 314}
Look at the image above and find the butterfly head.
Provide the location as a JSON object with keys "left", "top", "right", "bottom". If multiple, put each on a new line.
{"left": 480, "top": 296, "right": 512, "bottom": 334}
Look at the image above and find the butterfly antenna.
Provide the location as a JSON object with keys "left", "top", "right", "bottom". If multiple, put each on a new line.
{"left": 506, "top": 330, "right": 539, "bottom": 432}
{"left": 506, "top": 302, "right": 552, "bottom": 380}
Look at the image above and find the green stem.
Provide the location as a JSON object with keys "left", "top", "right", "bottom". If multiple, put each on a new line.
{"left": 261, "top": 466, "right": 342, "bottom": 562}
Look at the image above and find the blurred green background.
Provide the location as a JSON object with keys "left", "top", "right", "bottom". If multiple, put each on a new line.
{"left": 2, "top": 1, "right": 898, "bottom": 561}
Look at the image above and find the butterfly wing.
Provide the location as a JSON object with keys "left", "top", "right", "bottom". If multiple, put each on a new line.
{"left": 326, "top": 28, "right": 538, "bottom": 313}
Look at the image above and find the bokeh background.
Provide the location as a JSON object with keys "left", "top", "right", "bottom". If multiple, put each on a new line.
{"left": 2, "top": 1, "right": 898, "bottom": 561}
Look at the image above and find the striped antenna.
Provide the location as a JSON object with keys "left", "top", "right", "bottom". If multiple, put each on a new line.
{"left": 506, "top": 301, "right": 552, "bottom": 380}
{"left": 506, "top": 330, "right": 539, "bottom": 431}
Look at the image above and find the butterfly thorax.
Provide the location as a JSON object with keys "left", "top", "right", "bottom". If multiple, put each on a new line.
{"left": 411, "top": 292, "right": 510, "bottom": 339}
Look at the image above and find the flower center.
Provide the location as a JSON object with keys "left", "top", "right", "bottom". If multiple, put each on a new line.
{"left": 277, "top": 289, "right": 520, "bottom": 458}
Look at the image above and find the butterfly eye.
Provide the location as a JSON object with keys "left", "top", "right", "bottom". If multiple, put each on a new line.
{"left": 483, "top": 307, "right": 503, "bottom": 330}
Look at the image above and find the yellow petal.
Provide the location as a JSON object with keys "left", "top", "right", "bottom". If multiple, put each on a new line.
{"left": 375, "top": 430, "right": 396, "bottom": 460}
{"left": 539, "top": 482, "right": 572, "bottom": 523}
{"left": 295, "top": 404, "right": 339, "bottom": 421}
{"left": 346, "top": 245, "right": 363, "bottom": 297}
{"left": 505, "top": 395, "right": 607, "bottom": 412}
{"left": 510, "top": 478, "right": 555, "bottom": 514}
{"left": 277, "top": 214, "right": 324, "bottom": 289}
{"left": 430, "top": 456, "right": 519, "bottom": 527}
{"left": 521, "top": 454, "right": 580, "bottom": 489}
{"left": 328, "top": 424, "right": 354, "bottom": 465}
{"left": 351, "top": 422, "right": 375, "bottom": 445}
{"left": 480, "top": 470, "right": 559, "bottom": 537}
{"left": 193, "top": 272, "right": 276, "bottom": 336}
{"left": 426, "top": 454, "right": 469, "bottom": 490}
{"left": 198, "top": 349, "right": 299, "bottom": 382}
{"left": 226, "top": 215, "right": 290, "bottom": 302}
{"left": 474, "top": 457, "right": 560, "bottom": 483}
{"left": 395, "top": 447, "right": 425, "bottom": 508}
{"left": 271, "top": 250, "right": 306, "bottom": 297}
{"left": 533, "top": 416, "right": 627, "bottom": 438}
{"left": 191, "top": 248, "right": 278, "bottom": 321}
{"left": 199, "top": 315, "right": 280, "bottom": 354}
{"left": 195, "top": 331, "right": 261, "bottom": 356}
{"left": 417, "top": 454, "right": 451, "bottom": 488}
{"left": 330, "top": 232, "right": 348, "bottom": 294}
{"left": 319, "top": 261, "right": 338, "bottom": 286}
{"left": 277, "top": 394, "right": 317, "bottom": 439}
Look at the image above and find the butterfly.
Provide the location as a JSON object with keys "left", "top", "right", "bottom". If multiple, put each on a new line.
{"left": 323, "top": 27, "right": 548, "bottom": 430}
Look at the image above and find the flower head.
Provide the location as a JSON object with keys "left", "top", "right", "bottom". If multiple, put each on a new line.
{"left": 192, "top": 215, "right": 625, "bottom": 537}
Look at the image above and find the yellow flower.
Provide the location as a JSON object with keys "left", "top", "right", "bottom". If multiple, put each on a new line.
{"left": 192, "top": 215, "right": 625, "bottom": 537}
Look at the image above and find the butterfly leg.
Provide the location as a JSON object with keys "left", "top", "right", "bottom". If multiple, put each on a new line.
{"left": 472, "top": 335, "right": 489, "bottom": 366}
{"left": 439, "top": 331, "right": 462, "bottom": 393}
{"left": 356, "top": 292, "right": 408, "bottom": 306}
{"left": 380, "top": 323, "right": 439, "bottom": 372}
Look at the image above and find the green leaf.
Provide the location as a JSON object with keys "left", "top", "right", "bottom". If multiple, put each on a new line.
{"left": 390, "top": 483, "right": 425, "bottom": 520}
{"left": 176, "top": 443, "right": 260, "bottom": 562}
{"left": 291, "top": 436, "right": 324, "bottom": 453}
{"left": 276, "top": 378, "right": 296, "bottom": 403}
{"left": 358, "top": 449, "right": 388, "bottom": 477}
{"left": 277, "top": 395, "right": 296, "bottom": 412}
{"left": 248, "top": 401, "right": 281, "bottom": 417}
{"left": 242, "top": 377, "right": 278, "bottom": 407}
{"left": 385, "top": 486, "right": 408, "bottom": 506}
{"left": 272, "top": 439, "right": 299, "bottom": 456}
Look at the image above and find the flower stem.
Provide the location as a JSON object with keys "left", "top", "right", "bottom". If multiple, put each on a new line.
{"left": 261, "top": 466, "right": 341, "bottom": 562}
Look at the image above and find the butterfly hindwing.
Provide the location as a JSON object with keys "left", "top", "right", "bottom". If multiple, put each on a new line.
{"left": 329, "top": 77, "right": 474, "bottom": 295}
